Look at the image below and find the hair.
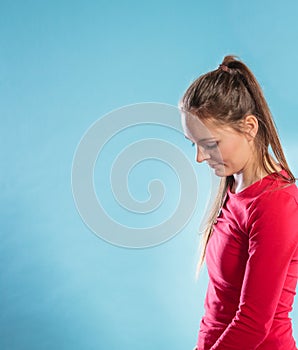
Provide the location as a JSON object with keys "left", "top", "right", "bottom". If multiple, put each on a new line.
{"left": 179, "top": 55, "right": 296, "bottom": 276}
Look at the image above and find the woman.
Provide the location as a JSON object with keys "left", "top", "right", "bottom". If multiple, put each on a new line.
{"left": 179, "top": 56, "right": 298, "bottom": 350}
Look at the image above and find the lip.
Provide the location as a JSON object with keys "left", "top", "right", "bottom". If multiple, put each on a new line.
{"left": 208, "top": 162, "right": 224, "bottom": 168}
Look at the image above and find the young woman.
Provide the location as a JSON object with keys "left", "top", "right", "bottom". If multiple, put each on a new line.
{"left": 179, "top": 56, "right": 298, "bottom": 350}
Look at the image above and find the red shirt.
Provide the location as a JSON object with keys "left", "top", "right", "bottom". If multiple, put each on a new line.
{"left": 197, "top": 169, "right": 298, "bottom": 350}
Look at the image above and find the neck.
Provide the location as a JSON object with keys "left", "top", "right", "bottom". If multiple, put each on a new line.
{"left": 231, "top": 157, "right": 281, "bottom": 194}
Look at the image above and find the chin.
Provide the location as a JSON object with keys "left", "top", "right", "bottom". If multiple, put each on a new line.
{"left": 211, "top": 165, "right": 227, "bottom": 177}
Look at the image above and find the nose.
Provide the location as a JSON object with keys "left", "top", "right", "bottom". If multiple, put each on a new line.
{"left": 196, "top": 146, "right": 210, "bottom": 163}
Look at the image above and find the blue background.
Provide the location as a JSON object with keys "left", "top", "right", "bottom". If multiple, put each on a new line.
{"left": 1, "top": 1, "right": 297, "bottom": 349}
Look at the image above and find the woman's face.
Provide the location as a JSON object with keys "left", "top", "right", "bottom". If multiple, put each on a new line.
{"left": 181, "top": 112, "right": 256, "bottom": 177}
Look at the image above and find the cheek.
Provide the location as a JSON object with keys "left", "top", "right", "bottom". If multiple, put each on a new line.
{"left": 214, "top": 143, "right": 234, "bottom": 161}
{"left": 217, "top": 139, "right": 246, "bottom": 164}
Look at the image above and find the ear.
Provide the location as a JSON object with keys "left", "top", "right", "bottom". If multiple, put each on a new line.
{"left": 243, "top": 114, "right": 258, "bottom": 141}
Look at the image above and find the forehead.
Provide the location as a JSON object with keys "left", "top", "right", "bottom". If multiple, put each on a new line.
{"left": 181, "top": 112, "right": 220, "bottom": 140}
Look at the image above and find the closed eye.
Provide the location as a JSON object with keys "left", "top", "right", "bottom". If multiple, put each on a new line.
{"left": 190, "top": 142, "right": 217, "bottom": 149}
{"left": 204, "top": 143, "right": 218, "bottom": 150}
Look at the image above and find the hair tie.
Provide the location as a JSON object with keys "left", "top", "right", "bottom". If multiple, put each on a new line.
{"left": 219, "top": 63, "right": 232, "bottom": 74}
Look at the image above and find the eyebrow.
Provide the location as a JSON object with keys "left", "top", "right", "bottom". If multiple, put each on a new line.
{"left": 184, "top": 136, "right": 215, "bottom": 142}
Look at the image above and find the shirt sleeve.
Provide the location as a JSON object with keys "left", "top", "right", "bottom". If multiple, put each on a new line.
{"left": 210, "top": 189, "right": 298, "bottom": 350}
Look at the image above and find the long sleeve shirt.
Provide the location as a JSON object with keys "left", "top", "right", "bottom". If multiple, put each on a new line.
{"left": 197, "top": 169, "right": 298, "bottom": 350}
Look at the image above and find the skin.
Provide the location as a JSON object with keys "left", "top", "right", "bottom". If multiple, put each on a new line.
{"left": 181, "top": 112, "right": 281, "bottom": 194}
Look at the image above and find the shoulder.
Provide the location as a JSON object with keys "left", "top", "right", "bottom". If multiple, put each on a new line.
{"left": 254, "top": 182, "right": 298, "bottom": 209}
{"left": 247, "top": 182, "right": 298, "bottom": 237}
{"left": 249, "top": 182, "right": 298, "bottom": 216}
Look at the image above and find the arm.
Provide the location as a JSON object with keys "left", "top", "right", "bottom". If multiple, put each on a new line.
{"left": 210, "top": 190, "right": 298, "bottom": 349}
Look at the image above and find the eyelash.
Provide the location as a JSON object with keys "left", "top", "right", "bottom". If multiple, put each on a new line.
{"left": 205, "top": 143, "right": 218, "bottom": 150}
{"left": 191, "top": 142, "right": 217, "bottom": 149}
